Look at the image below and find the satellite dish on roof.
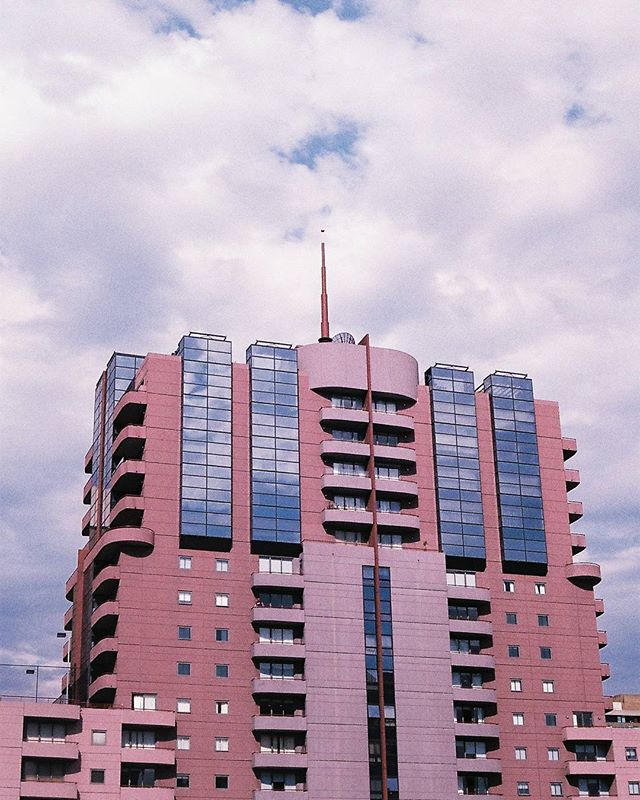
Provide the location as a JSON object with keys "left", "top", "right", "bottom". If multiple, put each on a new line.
{"left": 332, "top": 331, "right": 356, "bottom": 344}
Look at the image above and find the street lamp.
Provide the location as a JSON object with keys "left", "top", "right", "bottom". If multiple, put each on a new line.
{"left": 25, "top": 667, "right": 39, "bottom": 702}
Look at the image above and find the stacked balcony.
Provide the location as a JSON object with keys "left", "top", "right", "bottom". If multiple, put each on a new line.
{"left": 20, "top": 706, "right": 81, "bottom": 799}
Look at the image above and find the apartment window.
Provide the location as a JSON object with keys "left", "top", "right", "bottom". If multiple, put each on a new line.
{"left": 132, "top": 693, "right": 156, "bottom": 711}
{"left": 456, "top": 739, "right": 487, "bottom": 759}
{"left": 517, "top": 782, "right": 530, "bottom": 796}
{"left": 629, "top": 783, "right": 640, "bottom": 796}
{"left": 216, "top": 559, "right": 229, "bottom": 572}
{"left": 22, "top": 760, "right": 65, "bottom": 781}
{"left": 177, "top": 662, "right": 191, "bottom": 676}
{"left": 259, "top": 556, "right": 293, "bottom": 574}
{"left": 573, "top": 711, "right": 594, "bottom": 728}
{"left": 178, "top": 590, "right": 192, "bottom": 605}
{"left": 215, "top": 775, "right": 229, "bottom": 789}
{"left": 451, "top": 637, "right": 482, "bottom": 654}
{"left": 550, "top": 783, "right": 563, "bottom": 796}
{"left": 449, "top": 604, "right": 480, "bottom": 621}
{"left": 372, "top": 397, "right": 397, "bottom": 413}
{"left": 376, "top": 498, "right": 402, "bottom": 513}
{"left": 333, "top": 461, "right": 366, "bottom": 476}
{"left": 177, "top": 736, "right": 191, "bottom": 750}
{"left": 215, "top": 701, "right": 229, "bottom": 715}
{"left": 215, "top": 737, "right": 229, "bottom": 752}
{"left": 453, "top": 670, "right": 483, "bottom": 688}
{"left": 215, "top": 593, "right": 229, "bottom": 607}
{"left": 504, "top": 580, "right": 515, "bottom": 592}
{"left": 508, "top": 645, "right": 521, "bottom": 658}
{"left": 373, "top": 431, "right": 399, "bottom": 446}
{"left": 548, "top": 748, "right": 560, "bottom": 761}
{"left": 177, "top": 698, "right": 191, "bottom": 713}
{"left": 332, "top": 427, "right": 364, "bottom": 442}
{"left": 446, "top": 570, "right": 476, "bottom": 587}
{"left": 91, "top": 769, "right": 105, "bottom": 784}
{"left": 535, "top": 582, "right": 546, "bottom": 595}
{"left": 91, "top": 730, "right": 107, "bottom": 745}
{"left": 540, "top": 647, "right": 552, "bottom": 659}
{"left": 626, "top": 747, "right": 638, "bottom": 761}
{"left": 331, "top": 394, "right": 363, "bottom": 409}
{"left": 379, "top": 533, "right": 402, "bottom": 548}
{"left": 538, "top": 614, "right": 549, "bottom": 627}
{"left": 179, "top": 556, "right": 192, "bottom": 570}
{"left": 216, "top": 664, "right": 229, "bottom": 678}
{"left": 25, "top": 721, "right": 66, "bottom": 743}
{"left": 506, "top": 612, "right": 518, "bottom": 625}
{"left": 513, "top": 713, "right": 525, "bottom": 726}
{"left": 259, "top": 627, "right": 294, "bottom": 644}
{"left": 543, "top": 680, "right": 555, "bottom": 693}
{"left": 259, "top": 661, "right": 295, "bottom": 679}
{"left": 177, "top": 774, "right": 190, "bottom": 788}
{"left": 216, "top": 628, "right": 229, "bottom": 642}
{"left": 515, "top": 747, "right": 527, "bottom": 760}
{"left": 178, "top": 626, "right": 192, "bottom": 640}
{"left": 510, "top": 679, "right": 523, "bottom": 692}
{"left": 122, "top": 729, "right": 156, "bottom": 749}
{"left": 375, "top": 465, "right": 401, "bottom": 480}
{"left": 545, "top": 714, "right": 557, "bottom": 727}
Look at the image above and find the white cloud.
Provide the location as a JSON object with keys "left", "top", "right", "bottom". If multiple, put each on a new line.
{"left": 0, "top": 0, "right": 638, "bottom": 691}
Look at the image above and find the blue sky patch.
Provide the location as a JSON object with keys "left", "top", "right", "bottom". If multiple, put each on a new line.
{"left": 279, "top": 0, "right": 367, "bottom": 20}
{"left": 564, "top": 102, "right": 610, "bottom": 127}
{"left": 156, "top": 13, "right": 200, "bottom": 37}
{"left": 278, "top": 122, "right": 361, "bottom": 170}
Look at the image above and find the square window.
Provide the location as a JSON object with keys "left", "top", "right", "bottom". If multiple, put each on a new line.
{"left": 216, "top": 593, "right": 230, "bottom": 607}
{"left": 540, "top": 647, "right": 552, "bottom": 659}
{"left": 504, "top": 580, "right": 515, "bottom": 592}
{"left": 508, "top": 645, "right": 520, "bottom": 658}
{"left": 216, "top": 701, "right": 229, "bottom": 715}
{"left": 510, "top": 679, "right": 523, "bottom": 692}
{"left": 550, "top": 783, "right": 563, "bottom": 796}
{"left": 215, "top": 774, "right": 229, "bottom": 789}
{"left": 179, "top": 556, "right": 192, "bottom": 570}
{"left": 216, "top": 628, "right": 229, "bottom": 642}
{"left": 626, "top": 747, "right": 638, "bottom": 761}
{"left": 178, "top": 626, "right": 192, "bottom": 640}
{"left": 216, "top": 664, "right": 229, "bottom": 678}
{"left": 517, "top": 782, "right": 530, "bottom": 796}
{"left": 178, "top": 662, "right": 191, "bottom": 676}
{"left": 216, "top": 559, "right": 229, "bottom": 572}
{"left": 545, "top": 713, "right": 557, "bottom": 727}
{"left": 177, "top": 698, "right": 191, "bottom": 713}
{"left": 177, "top": 774, "right": 190, "bottom": 788}
{"left": 513, "top": 713, "right": 525, "bottom": 726}
{"left": 535, "top": 582, "right": 546, "bottom": 595}
{"left": 515, "top": 747, "right": 527, "bottom": 760}
{"left": 543, "top": 680, "right": 555, "bottom": 693}
{"left": 506, "top": 612, "right": 518, "bottom": 625}
{"left": 215, "top": 737, "right": 229, "bottom": 752}
{"left": 91, "top": 769, "right": 105, "bottom": 784}
{"left": 629, "top": 783, "right": 640, "bottom": 796}
{"left": 177, "top": 735, "right": 191, "bottom": 750}
{"left": 538, "top": 614, "right": 549, "bottom": 627}
{"left": 178, "top": 591, "right": 192, "bottom": 605}
{"left": 548, "top": 748, "right": 560, "bottom": 761}
{"left": 91, "top": 730, "right": 106, "bottom": 746}
{"left": 132, "top": 693, "right": 156, "bottom": 711}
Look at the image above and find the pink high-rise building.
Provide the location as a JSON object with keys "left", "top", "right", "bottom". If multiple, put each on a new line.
{"left": 1, "top": 324, "right": 637, "bottom": 800}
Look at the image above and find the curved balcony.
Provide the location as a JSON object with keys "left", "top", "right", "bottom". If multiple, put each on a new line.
{"left": 110, "top": 461, "right": 145, "bottom": 495}
{"left": 109, "top": 495, "right": 145, "bottom": 528}
{"left": 567, "top": 562, "right": 601, "bottom": 589}
{"left": 372, "top": 411, "right": 415, "bottom": 435}
{"left": 92, "top": 565, "right": 121, "bottom": 597}
{"left": 86, "top": 526, "right": 154, "bottom": 568}
{"left": 63, "top": 605, "right": 74, "bottom": 632}
{"left": 571, "top": 532, "right": 587, "bottom": 555}
{"left": 375, "top": 478, "right": 419, "bottom": 503}
{"left": 597, "top": 630, "right": 608, "bottom": 648}
{"left": 21, "top": 741, "right": 80, "bottom": 760}
{"left": 450, "top": 653, "right": 495, "bottom": 671}
{"left": 321, "top": 474, "right": 371, "bottom": 495}
{"left": 453, "top": 688, "right": 497, "bottom": 705}
{"left": 564, "top": 760, "right": 616, "bottom": 776}
{"left": 568, "top": 500, "right": 583, "bottom": 523}
{"left": 121, "top": 746, "right": 175, "bottom": 766}
{"left": 112, "top": 424, "right": 146, "bottom": 465}
{"left": 83, "top": 475, "right": 92, "bottom": 505}
{"left": 253, "top": 752, "right": 308, "bottom": 770}
{"left": 252, "top": 643, "right": 305, "bottom": 661}
{"left": 252, "top": 678, "right": 306, "bottom": 696}
{"left": 594, "top": 598, "right": 605, "bottom": 616}
{"left": 449, "top": 619, "right": 493, "bottom": 638}
{"left": 320, "top": 440, "right": 369, "bottom": 462}
{"left": 252, "top": 607, "right": 305, "bottom": 626}
{"left": 563, "top": 727, "right": 613, "bottom": 744}
{"left": 64, "top": 569, "right": 77, "bottom": 602}
{"left": 562, "top": 437, "right": 578, "bottom": 460}
{"left": 62, "top": 638, "right": 71, "bottom": 663}
{"left": 113, "top": 390, "right": 147, "bottom": 433}
{"left": 121, "top": 790, "right": 174, "bottom": 800}
{"left": 252, "top": 715, "right": 307, "bottom": 733}
{"left": 254, "top": 792, "right": 308, "bottom": 800}
{"left": 457, "top": 758, "right": 501, "bottom": 774}
{"left": 322, "top": 507, "right": 373, "bottom": 530}
{"left": 20, "top": 782, "right": 78, "bottom": 799}
{"left": 455, "top": 722, "right": 500, "bottom": 739}
{"left": 377, "top": 511, "right": 420, "bottom": 533}
{"left": 84, "top": 445, "right": 93, "bottom": 474}
{"left": 87, "top": 671, "right": 117, "bottom": 702}
{"left": 121, "top": 709, "right": 175, "bottom": 728}
{"left": 447, "top": 585, "right": 491, "bottom": 604}
{"left": 91, "top": 600, "right": 119, "bottom": 632}
{"left": 600, "top": 662, "right": 610, "bottom": 680}
{"left": 251, "top": 572, "right": 304, "bottom": 591}
{"left": 319, "top": 407, "right": 368, "bottom": 430}
{"left": 565, "top": 469, "right": 581, "bottom": 490}
{"left": 90, "top": 636, "right": 118, "bottom": 668}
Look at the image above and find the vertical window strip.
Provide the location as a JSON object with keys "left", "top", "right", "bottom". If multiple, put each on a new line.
{"left": 425, "top": 365, "right": 486, "bottom": 561}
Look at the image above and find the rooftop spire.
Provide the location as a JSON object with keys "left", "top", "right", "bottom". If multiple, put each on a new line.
{"left": 319, "top": 234, "right": 331, "bottom": 342}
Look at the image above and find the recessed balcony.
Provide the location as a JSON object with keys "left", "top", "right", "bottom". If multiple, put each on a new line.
{"left": 83, "top": 476, "right": 92, "bottom": 505}
{"left": 120, "top": 709, "right": 175, "bottom": 728}
{"left": 84, "top": 445, "right": 93, "bottom": 475}
{"left": 568, "top": 501, "right": 584, "bottom": 523}
{"left": 564, "top": 760, "right": 616, "bottom": 776}
{"left": 92, "top": 565, "right": 120, "bottom": 598}
{"left": 594, "top": 598, "right": 605, "bottom": 616}
{"left": 251, "top": 572, "right": 304, "bottom": 591}
{"left": 252, "top": 678, "right": 307, "bottom": 696}
{"left": 455, "top": 722, "right": 500, "bottom": 739}
{"left": 566, "top": 562, "right": 601, "bottom": 589}
{"left": 64, "top": 570, "right": 77, "bottom": 602}
{"left": 562, "top": 437, "right": 578, "bottom": 461}
{"left": 251, "top": 643, "right": 306, "bottom": 661}
{"left": 453, "top": 688, "right": 497, "bottom": 705}
{"left": 112, "top": 424, "right": 146, "bottom": 466}
{"left": 252, "top": 715, "right": 307, "bottom": 733}
{"left": 447, "top": 585, "right": 491, "bottom": 604}
{"left": 120, "top": 747, "right": 175, "bottom": 766}
{"left": 562, "top": 727, "right": 613, "bottom": 744}
{"left": 90, "top": 636, "right": 118, "bottom": 669}
{"left": 108, "top": 495, "right": 145, "bottom": 528}
{"left": 87, "top": 671, "right": 117, "bottom": 703}
{"left": 253, "top": 792, "right": 308, "bottom": 800}
{"left": 600, "top": 662, "right": 610, "bottom": 680}
{"left": 63, "top": 606, "right": 74, "bottom": 632}
{"left": 565, "top": 468, "right": 581, "bottom": 490}
{"left": 571, "top": 533, "right": 587, "bottom": 555}
{"left": 20, "top": 781, "right": 78, "bottom": 799}
{"left": 112, "top": 390, "right": 146, "bottom": 435}
{"left": 87, "top": 526, "right": 154, "bottom": 567}
{"left": 21, "top": 741, "right": 80, "bottom": 761}
{"left": 449, "top": 619, "right": 493, "bottom": 638}
{"left": 252, "top": 752, "right": 308, "bottom": 770}
{"left": 110, "top": 462, "right": 145, "bottom": 501}
{"left": 252, "top": 607, "right": 305, "bottom": 626}
{"left": 62, "top": 638, "right": 71, "bottom": 663}
{"left": 597, "top": 630, "right": 608, "bottom": 648}
{"left": 121, "top": 789, "right": 174, "bottom": 800}
{"left": 90, "top": 601, "right": 119, "bottom": 633}
{"left": 450, "top": 653, "right": 495, "bottom": 671}
{"left": 456, "top": 758, "right": 501, "bottom": 774}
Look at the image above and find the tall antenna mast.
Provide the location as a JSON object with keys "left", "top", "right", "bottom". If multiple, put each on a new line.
{"left": 319, "top": 234, "right": 331, "bottom": 342}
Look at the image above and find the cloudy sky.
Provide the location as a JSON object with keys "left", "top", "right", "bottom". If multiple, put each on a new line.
{"left": 0, "top": 0, "right": 638, "bottom": 698}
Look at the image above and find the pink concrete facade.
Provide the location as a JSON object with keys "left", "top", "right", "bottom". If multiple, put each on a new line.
{"left": 1, "top": 333, "right": 630, "bottom": 800}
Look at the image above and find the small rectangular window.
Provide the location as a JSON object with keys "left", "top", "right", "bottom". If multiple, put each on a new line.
{"left": 91, "top": 730, "right": 107, "bottom": 746}
{"left": 545, "top": 713, "right": 557, "bottom": 727}
{"left": 132, "top": 693, "right": 156, "bottom": 710}
{"left": 508, "top": 645, "right": 520, "bottom": 658}
{"left": 540, "top": 646, "right": 552, "bottom": 659}
{"left": 177, "top": 698, "right": 191, "bottom": 713}
{"left": 510, "top": 679, "right": 523, "bottom": 692}
{"left": 504, "top": 580, "right": 515, "bottom": 592}
{"left": 216, "top": 628, "right": 229, "bottom": 642}
{"left": 178, "top": 590, "right": 192, "bottom": 605}
{"left": 548, "top": 748, "right": 560, "bottom": 761}
{"left": 178, "top": 626, "right": 192, "bottom": 640}
{"left": 535, "top": 582, "right": 546, "bottom": 595}
{"left": 215, "top": 593, "right": 230, "bottom": 607}
{"left": 626, "top": 747, "right": 638, "bottom": 761}
{"left": 215, "top": 700, "right": 229, "bottom": 715}
{"left": 177, "top": 774, "right": 190, "bottom": 788}
{"left": 537, "top": 614, "right": 549, "bottom": 627}
{"left": 177, "top": 735, "right": 191, "bottom": 750}
{"left": 506, "top": 612, "right": 518, "bottom": 625}
{"left": 179, "top": 556, "right": 192, "bottom": 570}
{"left": 515, "top": 747, "right": 527, "bottom": 760}
{"left": 517, "top": 782, "right": 530, "bottom": 796}
{"left": 543, "top": 680, "right": 555, "bottom": 693}
{"left": 550, "top": 783, "right": 563, "bottom": 796}
{"left": 629, "top": 782, "right": 640, "bottom": 796}
{"left": 216, "top": 664, "right": 229, "bottom": 678}
{"left": 215, "top": 775, "right": 229, "bottom": 789}
{"left": 513, "top": 713, "right": 525, "bottom": 726}
{"left": 91, "top": 769, "right": 105, "bottom": 784}
{"left": 216, "top": 559, "right": 229, "bottom": 572}
{"left": 178, "top": 662, "right": 191, "bottom": 676}
{"left": 215, "top": 737, "right": 229, "bottom": 752}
